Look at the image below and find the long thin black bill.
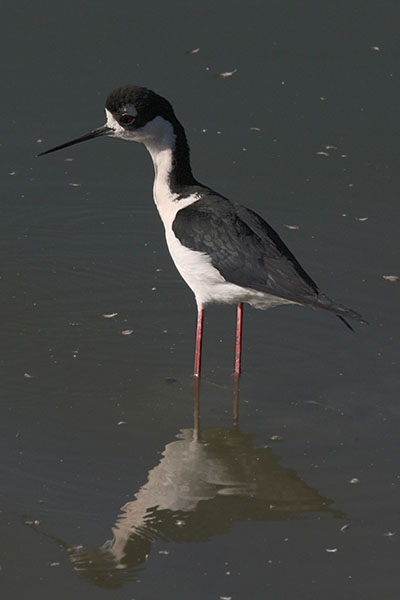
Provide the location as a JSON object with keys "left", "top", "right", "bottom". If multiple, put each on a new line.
{"left": 37, "top": 125, "right": 112, "bottom": 157}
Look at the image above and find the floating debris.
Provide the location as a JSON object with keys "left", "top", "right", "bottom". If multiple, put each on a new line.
{"left": 49, "top": 562, "right": 60, "bottom": 567}
{"left": 102, "top": 312, "right": 118, "bottom": 318}
{"left": 284, "top": 224, "right": 300, "bottom": 230}
{"left": 371, "top": 45, "right": 380, "bottom": 51}
{"left": 24, "top": 373, "right": 33, "bottom": 379}
{"left": 325, "top": 548, "right": 338, "bottom": 553}
{"left": 316, "top": 151, "right": 329, "bottom": 157}
{"left": 249, "top": 127, "right": 262, "bottom": 132}
{"left": 9, "top": 171, "right": 16, "bottom": 176}
{"left": 355, "top": 217, "right": 368, "bottom": 222}
{"left": 68, "top": 182, "right": 81, "bottom": 187}
{"left": 117, "top": 421, "right": 127, "bottom": 426}
{"left": 384, "top": 531, "right": 396, "bottom": 537}
{"left": 186, "top": 47, "right": 200, "bottom": 54}
{"left": 349, "top": 478, "right": 360, "bottom": 484}
{"left": 382, "top": 275, "right": 400, "bottom": 283}
{"left": 36, "top": 139, "right": 43, "bottom": 144}
{"left": 340, "top": 524, "right": 350, "bottom": 533}
{"left": 121, "top": 329, "right": 133, "bottom": 336}
{"left": 158, "top": 549, "right": 170, "bottom": 555}
{"left": 216, "top": 69, "right": 238, "bottom": 78}
{"left": 270, "top": 434, "right": 284, "bottom": 442}
{"left": 25, "top": 519, "right": 40, "bottom": 526}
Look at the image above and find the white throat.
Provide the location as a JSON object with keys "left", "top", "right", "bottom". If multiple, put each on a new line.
{"left": 141, "top": 117, "right": 177, "bottom": 207}
{"left": 105, "top": 110, "right": 195, "bottom": 226}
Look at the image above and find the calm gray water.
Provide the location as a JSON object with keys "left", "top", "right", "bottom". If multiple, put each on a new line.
{"left": 2, "top": 1, "right": 400, "bottom": 598}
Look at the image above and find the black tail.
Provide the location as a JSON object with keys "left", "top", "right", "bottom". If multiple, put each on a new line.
{"left": 312, "top": 293, "right": 368, "bottom": 331}
{"left": 336, "top": 315, "right": 354, "bottom": 332}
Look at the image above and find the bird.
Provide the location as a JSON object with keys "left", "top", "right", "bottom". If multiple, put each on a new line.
{"left": 39, "top": 85, "right": 366, "bottom": 378}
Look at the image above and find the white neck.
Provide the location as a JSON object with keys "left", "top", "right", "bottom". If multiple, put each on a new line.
{"left": 145, "top": 125, "right": 177, "bottom": 203}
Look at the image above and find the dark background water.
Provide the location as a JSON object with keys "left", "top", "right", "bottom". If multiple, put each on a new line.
{"left": 2, "top": 1, "right": 399, "bottom": 598}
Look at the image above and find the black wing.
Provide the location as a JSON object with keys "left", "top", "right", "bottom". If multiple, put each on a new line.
{"left": 172, "top": 194, "right": 319, "bottom": 303}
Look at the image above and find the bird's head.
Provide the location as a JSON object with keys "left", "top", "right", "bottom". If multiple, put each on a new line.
{"left": 38, "top": 85, "right": 177, "bottom": 156}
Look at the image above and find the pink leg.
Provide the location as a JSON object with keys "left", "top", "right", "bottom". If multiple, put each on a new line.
{"left": 235, "top": 302, "right": 244, "bottom": 375}
{"left": 194, "top": 307, "right": 205, "bottom": 377}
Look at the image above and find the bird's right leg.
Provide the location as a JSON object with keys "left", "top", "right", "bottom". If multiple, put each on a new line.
{"left": 194, "top": 306, "right": 205, "bottom": 377}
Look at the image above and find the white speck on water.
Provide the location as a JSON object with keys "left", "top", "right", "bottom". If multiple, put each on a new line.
{"left": 384, "top": 531, "right": 396, "bottom": 537}
{"left": 371, "top": 45, "right": 380, "bottom": 51}
{"left": 68, "top": 183, "right": 81, "bottom": 187}
{"left": 9, "top": 171, "right": 16, "bottom": 176}
{"left": 316, "top": 151, "right": 329, "bottom": 156}
{"left": 249, "top": 127, "right": 261, "bottom": 132}
{"left": 117, "top": 421, "right": 127, "bottom": 426}
{"left": 49, "top": 562, "right": 60, "bottom": 567}
{"left": 284, "top": 224, "right": 300, "bottom": 230}
{"left": 24, "top": 373, "right": 33, "bottom": 378}
{"left": 25, "top": 519, "right": 40, "bottom": 526}
{"left": 383, "top": 275, "right": 400, "bottom": 283}
{"left": 102, "top": 312, "right": 118, "bottom": 318}
{"left": 187, "top": 47, "right": 200, "bottom": 54}
{"left": 340, "top": 524, "right": 350, "bottom": 532}
{"left": 325, "top": 548, "right": 338, "bottom": 553}
{"left": 349, "top": 478, "right": 360, "bottom": 484}
{"left": 121, "top": 329, "right": 133, "bottom": 335}
{"left": 355, "top": 217, "right": 368, "bottom": 221}
{"left": 158, "top": 549, "right": 170, "bottom": 555}
{"left": 216, "top": 69, "right": 238, "bottom": 78}
{"left": 36, "top": 139, "right": 43, "bottom": 143}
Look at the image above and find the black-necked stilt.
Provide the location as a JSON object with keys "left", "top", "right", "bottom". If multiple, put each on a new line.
{"left": 39, "top": 85, "right": 366, "bottom": 377}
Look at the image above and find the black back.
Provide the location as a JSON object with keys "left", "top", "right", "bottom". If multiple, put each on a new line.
{"left": 172, "top": 191, "right": 320, "bottom": 303}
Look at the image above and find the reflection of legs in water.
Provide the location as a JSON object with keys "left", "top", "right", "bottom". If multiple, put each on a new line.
{"left": 192, "top": 367, "right": 241, "bottom": 440}
{"left": 233, "top": 373, "right": 240, "bottom": 429}
{"left": 193, "top": 376, "right": 201, "bottom": 442}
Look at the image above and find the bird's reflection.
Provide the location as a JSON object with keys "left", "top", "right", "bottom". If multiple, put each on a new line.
{"left": 61, "top": 377, "right": 344, "bottom": 588}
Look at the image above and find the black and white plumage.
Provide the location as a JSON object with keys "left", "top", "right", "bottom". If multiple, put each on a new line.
{"left": 39, "top": 85, "right": 366, "bottom": 377}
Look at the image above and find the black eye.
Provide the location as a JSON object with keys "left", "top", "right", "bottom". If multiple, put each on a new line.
{"left": 120, "top": 114, "right": 134, "bottom": 124}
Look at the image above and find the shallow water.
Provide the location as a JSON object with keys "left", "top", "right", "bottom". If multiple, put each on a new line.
{"left": 2, "top": 1, "right": 400, "bottom": 598}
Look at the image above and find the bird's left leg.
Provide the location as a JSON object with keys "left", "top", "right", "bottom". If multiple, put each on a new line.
{"left": 194, "top": 306, "right": 205, "bottom": 377}
{"left": 234, "top": 302, "right": 244, "bottom": 375}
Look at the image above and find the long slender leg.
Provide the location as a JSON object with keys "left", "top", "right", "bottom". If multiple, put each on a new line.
{"left": 234, "top": 302, "right": 244, "bottom": 375}
{"left": 194, "top": 307, "right": 205, "bottom": 377}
